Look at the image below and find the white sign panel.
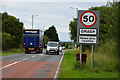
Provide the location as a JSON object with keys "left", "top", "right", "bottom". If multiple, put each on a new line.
{"left": 25, "top": 31, "right": 37, "bottom": 33}
{"left": 79, "top": 36, "right": 97, "bottom": 43}
{"left": 80, "top": 29, "right": 97, "bottom": 35}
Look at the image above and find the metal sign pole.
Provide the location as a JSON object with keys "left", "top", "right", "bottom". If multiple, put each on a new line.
{"left": 91, "top": 45, "right": 94, "bottom": 69}
{"left": 32, "top": 15, "right": 33, "bottom": 29}
{"left": 80, "top": 45, "right": 82, "bottom": 65}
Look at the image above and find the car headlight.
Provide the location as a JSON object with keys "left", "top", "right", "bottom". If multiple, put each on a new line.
{"left": 47, "top": 46, "right": 50, "bottom": 51}
{"left": 56, "top": 48, "right": 58, "bottom": 50}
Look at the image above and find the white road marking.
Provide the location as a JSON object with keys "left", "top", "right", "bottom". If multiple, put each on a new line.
{"left": 39, "top": 54, "right": 43, "bottom": 56}
{"left": 54, "top": 51, "right": 65, "bottom": 79}
{"left": 1, "top": 56, "right": 32, "bottom": 69}
{"left": 22, "top": 58, "right": 29, "bottom": 61}
{"left": 32, "top": 55, "right": 36, "bottom": 57}
{"left": 0, "top": 61, "right": 19, "bottom": 69}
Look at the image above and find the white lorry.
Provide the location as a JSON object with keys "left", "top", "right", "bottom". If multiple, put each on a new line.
{"left": 46, "top": 41, "right": 59, "bottom": 55}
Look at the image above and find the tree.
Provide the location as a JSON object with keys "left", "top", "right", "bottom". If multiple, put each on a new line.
{"left": 69, "top": 18, "right": 77, "bottom": 42}
{"left": 43, "top": 35, "right": 50, "bottom": 44}
{"left": 69, "top": 1, "right": 119, "bottom": 54}
{"left": 2, "top": 12, "right": 24, "bottom": 50}
{"left": 2, "top": 32, "right": 13, "bottom": 50}
{"left": 44, "top": 25, "right": 59, "bottom": 42}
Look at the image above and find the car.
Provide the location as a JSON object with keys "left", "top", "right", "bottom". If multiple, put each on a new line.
{"left": 59, "top": 45, "right": 62, "bottom": 52}
{"left": 62, "top": 46, "right": 65, "bottom": 50}
{"left": 46, "top": 41, "right": 59, "bottom": 55}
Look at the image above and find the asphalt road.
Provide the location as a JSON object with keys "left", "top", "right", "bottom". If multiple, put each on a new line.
{"left": 1, "top": 50, "right": 65, "bottom": 80}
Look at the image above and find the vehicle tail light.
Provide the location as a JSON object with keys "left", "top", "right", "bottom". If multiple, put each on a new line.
{"left": 36, "top": 48, "right": 39, "bottom": 52}
{"left": 24, "top": 48, "right": 26, "bottom": 51}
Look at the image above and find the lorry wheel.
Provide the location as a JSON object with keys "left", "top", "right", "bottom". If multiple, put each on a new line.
{"left": 46, "top": 50, "right": 48, "bottom": 54}
{"left": 36, "top": 52, "right": 40, "bottom": 54}
{"left": 57, "top": 51, "right": 59, "bottom": 55}
{"left": 25, "top": 52, "right": 28, "bottom": 54}
{"left": 46, "top": 52, "right": 49, "bottom": 55}
{"left": 40, "top": 50, "right": 43, "bottom": 54}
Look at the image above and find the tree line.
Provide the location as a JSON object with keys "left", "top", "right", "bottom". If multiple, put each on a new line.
{"left": 1, "top": 12, "right": 60, "bottom": 51}
{"left": 2, "top": 12, "right": 23, "bottom": 50}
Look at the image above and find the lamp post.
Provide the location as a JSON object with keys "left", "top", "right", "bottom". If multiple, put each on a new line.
{"left": 32, "top": 15, "right": 39, "bottom": 29}
{"left": 70, "top": 7, "right": 82, "bottom": 66}
{"left": 42, "top": 26, "right": 48, "bottom": 48}
{"left": 43, "top": 26, "right": 46, "bottom": 35}
{"left": 70, "top": 7, "right": 78, "bottom": 49}
{"left": 70, "top": 7, "right": 78, "bottom": 18}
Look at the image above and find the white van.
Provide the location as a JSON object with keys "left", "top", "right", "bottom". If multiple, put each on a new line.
{"left": 46, "top": 41, "right": 59, "bottom": 55}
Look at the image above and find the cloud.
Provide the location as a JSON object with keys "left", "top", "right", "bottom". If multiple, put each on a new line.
{"left": 1, "top": 2, "right": 108, "bottom": 41}
{"left": 2, "top": 0, "right": 115, "bottom": 2}
{"left": 56, "top": 27, "right": 70, "bottom": 33}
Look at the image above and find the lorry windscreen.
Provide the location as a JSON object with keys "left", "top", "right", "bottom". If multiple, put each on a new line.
{"left": 47, "top": 43, "right": 58, "bottom": 47}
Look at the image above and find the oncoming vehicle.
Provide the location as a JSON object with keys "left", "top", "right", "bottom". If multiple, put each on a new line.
{"left": 46, "top": 41, "right": 59, "bottom": 55}
{"left": 59, "top": 45, "right": 62, "bottom": 52}
{"left": 62, "top": 46, "right": 65, "bottom": 50}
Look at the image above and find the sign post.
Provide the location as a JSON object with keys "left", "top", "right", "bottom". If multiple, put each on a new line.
{"left": 91, "top": 45, "right": 94, "bottom": 69}
{"left": 77, "top": 10, "right": 100, "bottom": 69}
{"left": 80, "top": 45, "right": 82, "bottom": 65}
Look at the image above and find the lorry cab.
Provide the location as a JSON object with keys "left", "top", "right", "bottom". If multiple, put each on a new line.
{"left": 46, "top": 41, "right": 59, "bottom": 55}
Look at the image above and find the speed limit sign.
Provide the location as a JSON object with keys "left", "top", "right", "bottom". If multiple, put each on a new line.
{"left": 80, "top": 11, "right": 97, "bottom": 27}
{"left": 77, "top": 10, "right": 100, "bottom": 45}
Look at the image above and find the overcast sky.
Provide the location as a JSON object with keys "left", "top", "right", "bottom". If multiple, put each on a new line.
{"left": 1, "top": 1, "right": 112, "bottom": 41}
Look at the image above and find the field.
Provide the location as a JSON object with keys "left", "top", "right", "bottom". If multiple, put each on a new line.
{"left": 2, "top": 48, "right": 24, "bottom": 56}
{"left": 58, "top": 50, "right": 118, "bottom": 78}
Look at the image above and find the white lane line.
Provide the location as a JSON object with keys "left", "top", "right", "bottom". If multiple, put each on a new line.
{"left": 32, "top": 55, "right": 36, "bottom": 57}
{"left": 39, "top": 54, "right": 43, "bottom": 56}
{"left": 1, "top": 56, "right": 31, "bottom": 69}
{"left": 0, "top": 61, "right": 19, "bottom": 69}
{"left": 22, "top": 58, "right": 29, "bottom": 61}
{"left": 54, "top": 51, "right": 65, "bottom": 79}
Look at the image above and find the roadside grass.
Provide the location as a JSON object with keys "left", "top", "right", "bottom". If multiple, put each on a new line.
{"left": 58, "top": 50, "right": 118, "bottom": 78}
{"left": 66, "top": 49, "right": 73, "bottom": 50}
{"left": 2, "top": 48, "right": 24, "bottom": 56}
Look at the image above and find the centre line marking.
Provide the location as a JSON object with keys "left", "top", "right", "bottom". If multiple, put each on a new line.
{"left": 22, "top": 58, "right": 29, "bottom": 61}
{"left": 0, "top": 61, "right": 19, "bottom": 69}
{"left": 39, "top": 54, "right": 43, "bottom": 56}
{"left": 32, "top": 56, "right": 36, "bottom": 57}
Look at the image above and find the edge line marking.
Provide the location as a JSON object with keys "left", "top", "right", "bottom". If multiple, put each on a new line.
{"left": 54, "top": 50, "right": 65, "bottom": 79}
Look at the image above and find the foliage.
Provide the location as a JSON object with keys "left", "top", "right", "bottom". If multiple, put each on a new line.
{"left": 58, "top": 50, "right": 118, "bottom": 78}
{"left": 2, "top": 12, "right": 24, "bottom": 50}
{"left": 89, "top": 2, "right": 118, "bottom": 44}
{"left": 43, "top": 35, "right": 50, "bottom": 45}
{"left": 59, "top": 41, "right": 73, "bottom": 49}
{"left": 65, "top": 2, "right": 119, "bottom": 77}
{"left": 69, "top": 1, "right": 119, "bottom": 55}
{"left": 2, "top": 32, "right": 13, "bottom": 50}
{"left": 0, "top": 13, "right": 2, "bottom": 49}
{"left": 44, "top": 25, "right": 59, "bottom": 42}
{"left": 69, "top": 18, "right": 77, "bottom": 42}
{"left": 2, "top": 48, "right": 24, "bottom": 56}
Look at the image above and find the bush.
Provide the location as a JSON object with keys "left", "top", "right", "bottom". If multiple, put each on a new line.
{"left": 2, "top": 32, "right": 13, "bottom": 50}
{"left": 73, "top": 62, "right": 82, "bottom": 70}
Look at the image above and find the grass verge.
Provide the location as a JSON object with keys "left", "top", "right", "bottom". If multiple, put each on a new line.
{"left": 2, "top": 48, "right": 24, "bottom": 56}
{"left": 58, "top": 50, "right": 118, "bottom": 78}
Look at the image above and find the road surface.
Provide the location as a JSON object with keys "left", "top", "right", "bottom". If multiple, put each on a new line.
{"left": 1, "top": 50, "right": 65, "bottom": 80}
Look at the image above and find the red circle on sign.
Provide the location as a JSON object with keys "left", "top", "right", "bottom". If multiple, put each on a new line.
{"left": 80, "top": 11, "right": 97, "bottom": 27}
